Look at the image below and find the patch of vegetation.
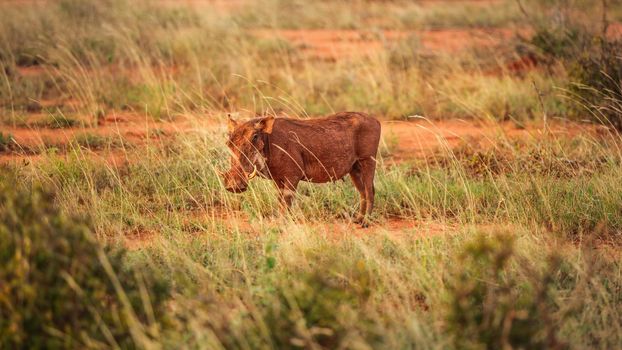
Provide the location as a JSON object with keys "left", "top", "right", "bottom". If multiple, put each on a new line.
{"left": 446, "top": 233, "right": 563, "bottom": 349}
{"left": 400, "top": 0, "right": 521, "bottom": 29}
{"left": 0, "top": 179, "right": 171, "bottom": 349}
{"left": 570, "top": 37, "right": 622, "bottom": 130}
{"left": 72, "top": 133, "right": 125, "bottom": 150}
{"left": 31, "top": 111, "right": 79, "bottom": 129}
{"left": 263, "top": 257, "right": 374, "bottom": 348}
{"left": 0, "top": 132, "right": 15, "bottom": 152}
{"left": 236, "top": 0, "right": 521, "bottom": 30}
{"left": 527, "top": 4, "right": 622, "bottom": 129}
{"left": 430, "top": 137, "right": 616, "bottom": 178}
{"left": 0, "top": 124, "right": 620, "bottom": 348}
{"left": 0, "top": 70, "right": 59, "bottom": 112}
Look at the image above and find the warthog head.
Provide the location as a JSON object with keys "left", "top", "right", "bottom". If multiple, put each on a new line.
{"left": 222, "top": 115, "right": 275, "bottom": 193}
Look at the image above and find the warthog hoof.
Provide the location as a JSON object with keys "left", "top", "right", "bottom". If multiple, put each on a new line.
{"left": 354, "top": 215, "right": 370, "bottom": 228}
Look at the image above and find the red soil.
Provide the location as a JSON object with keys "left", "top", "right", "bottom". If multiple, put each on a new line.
{"left": 0, "top": 112, "right": 218, "bottom": 155}
{"left": 316, "top": 216, "right": 452, "bottom": 242}
{"left": 156, "top": 0, "right": 246, "bottom": 11}
{"left": 15, "top": 65, "right": 47, "bottom": 77}
{"left": 122, "top": 212, "right": 453, "bottom": 250}
{"left": 253, "top": 27, "right": 524, "bottom": 60}
{"left": 253, "top": 29, "right": 408, "bottom": 60}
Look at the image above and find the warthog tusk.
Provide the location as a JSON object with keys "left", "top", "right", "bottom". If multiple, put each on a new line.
{"left": 247, "top": 165, "right": 258, "bottom": 180}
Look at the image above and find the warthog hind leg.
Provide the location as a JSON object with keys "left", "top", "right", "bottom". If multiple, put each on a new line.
{"left": 350, "top": 158, "right": 376, "bottom": 228}
{"left": 360, "top": 158, "right": 376, "bottom": 218}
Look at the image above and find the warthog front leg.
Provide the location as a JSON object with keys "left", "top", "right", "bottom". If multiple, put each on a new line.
{"left": 276, "top": 179, "right": 299, "bottom": 213}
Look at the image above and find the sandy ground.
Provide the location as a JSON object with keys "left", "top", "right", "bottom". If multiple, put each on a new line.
{"left": 252, "top": 27, "right": 524, "bottom": 60}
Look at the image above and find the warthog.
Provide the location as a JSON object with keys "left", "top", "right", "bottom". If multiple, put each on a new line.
{"left": 222, "top": 111, "right": 381, "bottom": 227}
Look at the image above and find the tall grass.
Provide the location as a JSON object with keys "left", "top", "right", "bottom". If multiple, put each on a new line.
{"left": 3, "top": 156, "right": 621, "bottom": 347}
{"left": 8, "top": 116, "right": 621, "bottom": 241}
{"left": 235, "top": 0, "right": 523, "bottom": 30}
{"left": 0, "top": 0, "right": 572, "bottom": 122}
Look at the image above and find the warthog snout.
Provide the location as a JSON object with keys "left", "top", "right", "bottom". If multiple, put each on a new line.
{"left": 222, "top": 168, "right": 247, "bottom": 193}
{"left": 222, "top": 165, "right": 258, "bottom": 193}
{"left": 225, "top": 184, "right": 247, "bottom": 193}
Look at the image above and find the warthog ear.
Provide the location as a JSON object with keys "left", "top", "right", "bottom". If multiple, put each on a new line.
{"left": 254, "top": 116, "right": 275, "bottom": 134}
{"left": 227, "top": 114, "right": 238, "bottom": 133}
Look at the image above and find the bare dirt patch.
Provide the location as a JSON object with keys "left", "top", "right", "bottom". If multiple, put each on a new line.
{"left": 253, "top": 29, "right": 408, "bottom": 60}
{"left": 122, "top": 213, "right": 454, "bottom": 250}
{"left": 253, "top": 27, "right": 524, "bottom": 60}
{"left": 0, "top": 112, "right": 220, "bottom": 159}
{"left": 317, "top": 216, "right": 453, "bottom": 241}
{"left": 15, "top": 65, "right": 47, "bottom": 77}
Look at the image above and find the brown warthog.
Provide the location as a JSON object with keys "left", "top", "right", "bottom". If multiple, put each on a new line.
{"left": 222, "top": 111, "right": 381, "bottom": 227}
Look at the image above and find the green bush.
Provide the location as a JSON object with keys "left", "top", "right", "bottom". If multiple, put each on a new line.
{"left": 170, "top": 254, "right": 380, "bottom": 349}
{"left": 446, "top": 233, "right": 563, "bottom": 349}
{"left": 530, "top": 26, "right": 590, "bottom": 64}
{"left": 72, "top": 133, "right": 125, "bottom": 150}
{"left": 530, "top": 24, "right": 622, "bottom": 130}
{"left": 570, "top": 37, "right": 622, "bottom": 131}
{"left": 0, "top": 180, "right": 170, "bottom": 349}
{"left": 264, "top": 261, "right": 373, "bottom": 349}
{"left": 0, "top": 132, "right": 14, "bottom": 152}
{"left": 31, "top": 112, "right": 78, "bottom": 129}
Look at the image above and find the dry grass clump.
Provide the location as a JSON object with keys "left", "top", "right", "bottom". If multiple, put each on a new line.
{"left": 426, "top": 135, "right": 619, "bottom": 178}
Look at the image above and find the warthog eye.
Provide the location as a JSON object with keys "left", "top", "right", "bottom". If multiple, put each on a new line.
{"left": 252, "top": 133, "right": 259, "bottom": 143}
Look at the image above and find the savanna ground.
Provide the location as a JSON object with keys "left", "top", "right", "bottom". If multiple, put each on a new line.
{"left": 1, "top": 0, "right": 622, "bottom": 349}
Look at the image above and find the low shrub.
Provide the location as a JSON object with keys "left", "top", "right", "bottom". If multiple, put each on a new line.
{"left": 31, "top": 112, "right": 79, "bottom": 129}
{"left": 72, "top": 133, "right": 125, "bottom": 150}
{"left": 0, "top": 179, "right": 170, "bottom": 349}
{"left": 264, "top": 260, "right": 374, "bottom": 348}
{"left": 445, "top": 233, "right": 563, "bottom": 349}
{"left": 0, "top": 132, "right": 15, "bottom": 152}
{"left": 530, "top": 23, "right": 622, "bottom": 130}
{"left": 570, "top": 37, "right": 622, "bottom": 131}
{"left": 431, "top": 138, "right": 615, "bottom": 178}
